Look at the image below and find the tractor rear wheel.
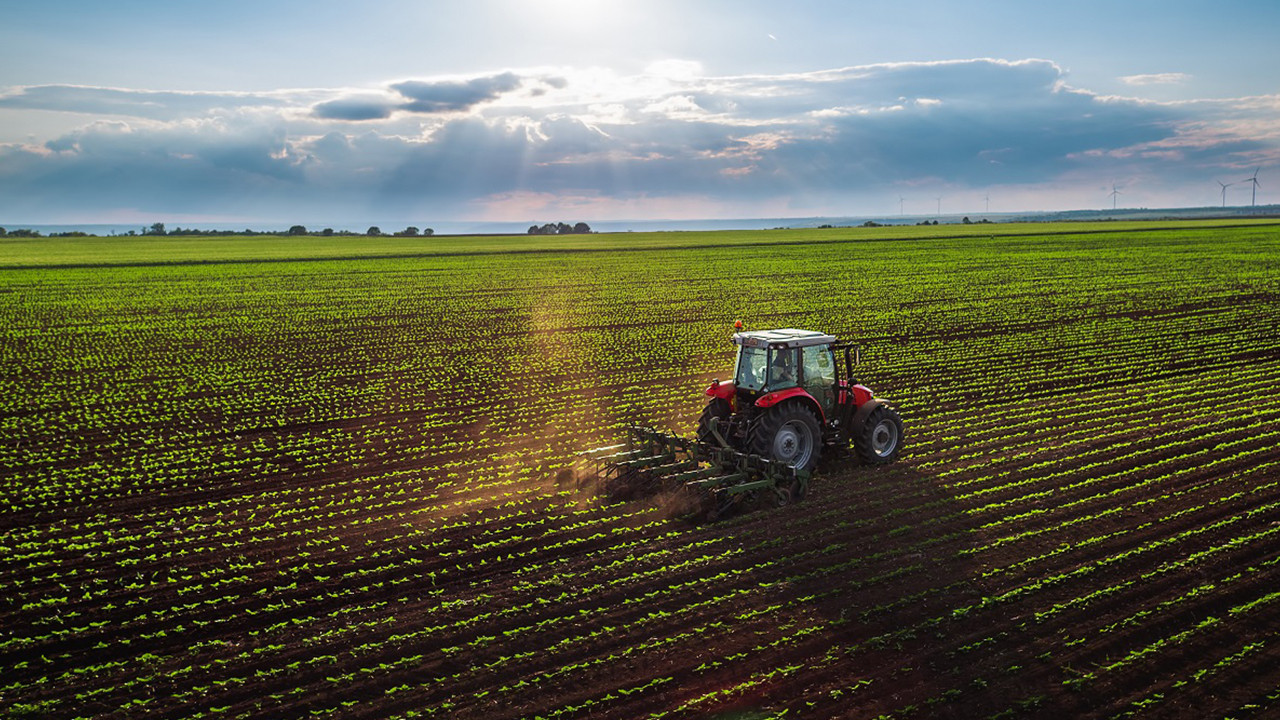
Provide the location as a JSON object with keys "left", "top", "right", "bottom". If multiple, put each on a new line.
{"left": 696, "top": 398, "right": 732, "bottom": 445}
{"left": 750, "top": 403, "right": 822, "bottom": 472}
{"left": 854, "top": 404, "right": 903, "bottom": 465}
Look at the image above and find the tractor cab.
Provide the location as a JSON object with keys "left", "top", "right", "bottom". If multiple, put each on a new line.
{"left": 730, "top": 329, "right": 845, "bottom": 417}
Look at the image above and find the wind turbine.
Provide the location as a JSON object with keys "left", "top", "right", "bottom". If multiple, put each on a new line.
{"left": 984, "top": 194, "right": 990, "bottom": 213}
{"left": 1109, "top": 184, "right": 1121, "bottom": 210}
{"left": 1243, "top": 167, "right": 1261, "bottom": 206}
{"left": 899, "top": 195, "right": 905, "bottom": 215}
{"left": 936, "top": 196, "right": 942, "bottom": 215}
{"left": 1217, "top": 180, "right": 1234, "bottom": 208}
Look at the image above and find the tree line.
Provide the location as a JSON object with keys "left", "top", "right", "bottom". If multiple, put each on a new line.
{"left": 3, "top": 222, "right": 602, "bottom": 238}
{"left": 0, "top": 227, "right": 87, "bottom": 238}
{"left": 527, "top": 222, "right": 592, "bottom": 235}
{"left": 0, "top": 224, "right": 444, "bottom": 238}
{"left": 140, "top": 223, "right": 436, "bottom": 237}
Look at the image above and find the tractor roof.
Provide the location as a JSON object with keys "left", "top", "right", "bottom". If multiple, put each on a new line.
{"left": 733, "top": 328, "right": 838, "bottom": 349}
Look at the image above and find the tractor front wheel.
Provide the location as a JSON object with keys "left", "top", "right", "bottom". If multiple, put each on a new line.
{"left": 854, "top": 404, "right": 904, "bottom": 465}
{"left": 750, "top": 403, "right": 822, "bottom": 473}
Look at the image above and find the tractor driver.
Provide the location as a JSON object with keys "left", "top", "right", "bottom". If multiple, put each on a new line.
{"left": 770, "top": 350, "right": 796, "bottom": 387}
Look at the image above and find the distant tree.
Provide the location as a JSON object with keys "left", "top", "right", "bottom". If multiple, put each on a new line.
{"left": 529, "top": 222, "right": 589, "bottom": 235}
{"left": 288, "top": 225, "right": 308, "bottom": 235}
{"left": 422, "top": 228, "right": 434, "bottom": 236}
{"left": 321, "top": 228, "right": 334, "bottom": 236}
{"left": 962, "top": 216, "right": 971, "bottom": 224}
{"left": 8, "top": 228, "right": 41, "bottom": 237}
{"left": 148, "top": 222, "right": 166, "bottom": 235}
{"left": 366, "top": 226, "right": 382, "bottom": 236}
{"left": 396, "top": 226, "right": 419, "bottom": 236}
{"left": 0, "top": 227, "right": 6, "bottom": 237}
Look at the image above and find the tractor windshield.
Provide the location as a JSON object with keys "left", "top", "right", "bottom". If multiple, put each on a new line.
{"left": 734, "top": 346, "right": 768, "bottom": 391}
{"left": 735, "top": 346, "right": 800, "bottom": 392}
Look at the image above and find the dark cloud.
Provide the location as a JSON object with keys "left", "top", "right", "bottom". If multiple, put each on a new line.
{"left": 307, "top": 72, "right": 535, "bottom": 121}
{"left": 0, "top": 119, "right": 309, "bottom": 220}
{"left": 311, "top": 96, "right": 396, "bottom": 121}
{"left": 390, "top": 72, "right": 523, "bottom": 113}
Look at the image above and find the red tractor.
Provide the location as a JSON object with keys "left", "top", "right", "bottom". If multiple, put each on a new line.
{"left": 587, "top": 326, "right": 903, "bottom": 516}
{"left": 697, "top": 327, "right": 903, "bottom": 475}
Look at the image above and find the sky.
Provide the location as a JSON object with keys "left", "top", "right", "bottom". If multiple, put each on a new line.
{"left": 1, "top": 0, "right": 1278, "bottom": 229}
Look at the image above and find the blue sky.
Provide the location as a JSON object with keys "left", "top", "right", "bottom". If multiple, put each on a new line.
{"left": 1, "top": 0, "right": 1277, "bottom": 227}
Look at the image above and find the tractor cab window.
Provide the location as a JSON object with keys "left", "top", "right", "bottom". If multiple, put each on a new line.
{"left": 802, "top": 345, "right": 836, "bottom": 386}
{"left": 802, "top": 345, "right": 837, "bottom": 416}
{"left": 768, "top": 348, "right": 799, "bottom": 391}
{"left": 734, "top": 346, "right": 768, "bottom": 391}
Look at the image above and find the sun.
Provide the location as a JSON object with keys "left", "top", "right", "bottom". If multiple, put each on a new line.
{"left": 510, "top": 0, "right": 636, "bottom": 34}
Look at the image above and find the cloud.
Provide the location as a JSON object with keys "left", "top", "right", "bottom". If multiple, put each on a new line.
{"left": 646, "top": 60, "right": 704, "bottom": 80}
{"left": 306, "top": 72, "right": 556, "bottom": 121}
{"left": 641, "top": 95, "right": 709, "bottom": 121}
{"left": 1120, "top": 73, "right": 1192, "bottom": 85}
{"left": 390, "top": 72, "right": 523, "bottom": 113}
{"left": 0, "top": 72, "right": 540, "bottom": 127}
{"left": 312, "top": 95, "right": 397, "bottom": 121}
{"left": 1, "top": 59, "right": 1277, "bottom": 222}
{"left": 0, "top": 118, "right": 311, "bottom": 222}
{"left": 0, "top": 84, "right": 293, "bottom": 120}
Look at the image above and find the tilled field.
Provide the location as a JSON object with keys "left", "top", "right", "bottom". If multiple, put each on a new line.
{"left": 3, "top": 223, "right": 1280, "bottom": 719}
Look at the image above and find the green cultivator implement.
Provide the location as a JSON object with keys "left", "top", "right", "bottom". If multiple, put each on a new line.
{"left": 584, "top": 425, "right": 810, "bottom": 521}
{"left": 585, "top": 326, "right": 903, "bottom": 520}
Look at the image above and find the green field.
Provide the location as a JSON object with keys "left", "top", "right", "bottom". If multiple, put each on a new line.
{"left": 3, "top": 220, "right": 1280, "bottom": 718}
{"left": 3, "top": 218, "right": 1276, "bottom": 267}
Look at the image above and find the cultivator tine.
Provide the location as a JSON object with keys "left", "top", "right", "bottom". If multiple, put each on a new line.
{"left": 685, "top": 471, "right": 747, "bottom": 493}
{"left": 667, "top": 465, "right": 721, "bottom": 484}
{"left": 589, "top": 447, "right": 644, "bottom": 464}
{"left": 583, "top": 442, "right": 628, "bottom": 456}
